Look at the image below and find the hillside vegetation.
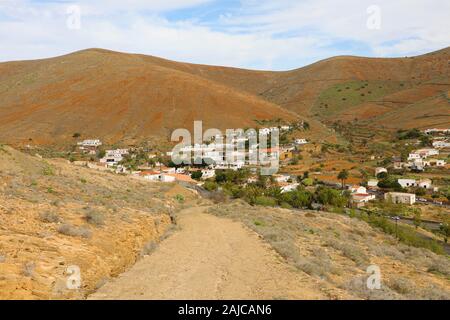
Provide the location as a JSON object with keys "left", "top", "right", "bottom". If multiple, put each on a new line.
{"left": 208, "top": 201, "right": 450, "bottom": 300}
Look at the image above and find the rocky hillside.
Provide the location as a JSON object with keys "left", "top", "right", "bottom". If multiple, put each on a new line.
{"left": 0, "top": 145, "right": 195, "bottom": 299}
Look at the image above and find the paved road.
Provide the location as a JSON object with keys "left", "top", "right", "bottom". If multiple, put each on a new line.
{"left": 89, "top": 206, "right": 326, "bottom": 300}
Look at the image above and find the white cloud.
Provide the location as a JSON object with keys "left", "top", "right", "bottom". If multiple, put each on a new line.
{"left": 0, "top": 0, "right": 448, "bottom": 69}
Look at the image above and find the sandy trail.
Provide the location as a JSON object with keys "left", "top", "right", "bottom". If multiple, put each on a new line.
{"left": 89, "top": 206, "right": 325, "bottom": 300}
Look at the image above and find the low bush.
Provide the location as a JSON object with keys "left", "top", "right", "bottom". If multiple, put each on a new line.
{"left": 84, "top": 210, "right": 105, "bottom": 226}
{"left": 39, "top": 211, "right": 60, "bottom": 223}
{"left": 58, "top": 224, "right": 92, "bottom": 238}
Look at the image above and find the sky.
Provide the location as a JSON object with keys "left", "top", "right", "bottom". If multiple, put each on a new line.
{"left": 0, "top": 0, "right": 449, "bottom": 70}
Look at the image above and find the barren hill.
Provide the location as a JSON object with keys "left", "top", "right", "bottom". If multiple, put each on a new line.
{"left": 0, "top": 49, "right": 298, "bottom": 146}
{"left": 0, "top": 47, "right": 449, "bottom": 146}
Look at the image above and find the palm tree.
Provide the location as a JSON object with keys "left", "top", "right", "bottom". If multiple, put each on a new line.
{"left": 337, "top": 169, "right": 349, "bottom": 189}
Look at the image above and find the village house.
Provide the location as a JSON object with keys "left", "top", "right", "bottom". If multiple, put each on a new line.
{"left": 351, "top": 193, "right": 376, "bottom": 207}
{"left": 432, "top": 140, "right": 450, "bottom": 148}
{"left": 100, "top": 149, "right": 129, "bottom": 166}
{"left": 408, "top": 153, "right": 421, "bottom": 161}
{"left": 418, "top": 179, "right": 432, "bottom": 189}
{"left": 350, "top": 185, "right": 368, "bottom": 194}
{"left": 397, "top": 178, "right": 432, "bottom": 189}
{"left": 139, "top": 171, "right": 177, "bottom": 183}
{"left": 77, "top": 139, "right": 102, "bottom": 154}
{"left": 139, "top": 171, "right": 162, "bottom": 181}
{"left": 201, "top": 169, "right": 216, "bottom": 180}
{"left": 367, "top": 179, "right": 379, "bottom": 188}
{"left": 416, "top": 148, "right": 439, "bottom": 158}
{"left": 424, "top": 128, "right": 450, "bottom": 135}
{"left": 423, "top": 159, "right": 447, "bottom": 167}
{"left": 398, "top": 178, "right": 417, "bottom": 188}
{"left": 294, "top": 139, "right": 308, "bottom": 145}
{"left": 273, "top": 174, "right": 292, "bottom": 184}
{"left": 385, "top": 192, "right": 416, "bottom": 205}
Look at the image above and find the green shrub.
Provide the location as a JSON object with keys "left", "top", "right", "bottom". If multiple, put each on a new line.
{"left": 203, "top": 181, "right": 218, "bottom": 191}
{"left": 254, "top": 196, "right": 277, "bottom": 207}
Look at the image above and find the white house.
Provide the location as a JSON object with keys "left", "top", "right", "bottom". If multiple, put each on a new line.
{"left": 385, "top": 192, "right": 416, "bottom": 205}
{"left": 160, "top": 174, "right": 176, "bottom": 183}
{"left": 367, "top": 179, "right": 379, "bottom": 188}
{"left": 351, "top": 193, "right": 376, "bottom": 207}
{"left": 77, "top": 139, "right": 102, "bottom": 148}
{"left": 350, "top": 186, "right": 367, "bottom": 194}
{"left": 398, "top": 179, "right": 417, "bottom": 188}
{"left": 295, "top": 139, "right": 308, "bottom": 145}
{"left": 418, "top": 179, "right": 432, "bottom": 189}
{"left": 375, "top": 167, "right": 388, "bottom": 176}
{"left": 139, "top": 171, "right": 176, "bottom": 183}
{"left": 100, "top": 149, "right": 129, "bottom": 166}
{"left": 408, "top": 153, "right": 421, "bottom": 161}
{"left": 416, "top": 148, "right": 439, "bottom": 158}
{"left": 139, "top": 171, "right": 161, "bottom": 181}
{"left": 424, "top": 159, "right": 446, "bottom": 167}
{"left": 201, "top": 169, "right": 216, "bottom": 180}
{"left": 176, "top": 168, "right": 187, "bottom": 174}
{"left": 274, "top": 174, "right": 292, "bottom": 183}
{"left": 432, "top": 141, "right": 450, "bottom": 148}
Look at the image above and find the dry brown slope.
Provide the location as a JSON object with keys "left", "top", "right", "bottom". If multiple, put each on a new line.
{"left": 179, "top": 48, "right": 449, "bottom": 129}
{"left": 0, "top": 49, "right": 298, "bottom": 146}
{"left": 0, "top": 145, "right": 192, "bottom": 299}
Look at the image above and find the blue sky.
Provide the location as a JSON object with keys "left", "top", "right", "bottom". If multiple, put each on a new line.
{"left": 0, "top": 0, "right": 449, "bottom": 70}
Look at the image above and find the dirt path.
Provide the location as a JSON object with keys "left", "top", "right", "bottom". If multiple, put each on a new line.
{"left": 89, "top": 206, "right": 326, "bottom": 300}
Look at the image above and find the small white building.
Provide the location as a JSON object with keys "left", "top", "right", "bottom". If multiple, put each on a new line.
{"left": 367, "top": 179, "right": 379, "bottom": 188}
{"left": 351, "top": 193, "right": 376, "bottom": 207}
{"left": 385, "top": 192, "right": 416, "bottom": 205}
{"left": 295, "top": 139, "right": 308, "bottom": 145}
{"left": 274, "top": 174, "right": 292, "bottom": 183}
{"left": 100, "top": 149, "right": 129, "bottom": 166}
{"left": 350, "top": 186, "right": 367, "bottom": 194}
{"left": 77, "top": 139, "right": 102, "bottom": 148}
{"left": 201, "top": 169, "right": 216, "bottom": 180}
{"left": 398, "top": 179, "right": 417, "bottom": 188}
{"left": 416, "top": 148, "right": 439, "bottom": 158}
{"left": 432, "top": 141, "right": 450, "bottom": 148}
{"left": 408, "top": 153, "right": 421, "bottom": 161}
{"left": 417, "top": 179, "right": 432, "bottom": 189}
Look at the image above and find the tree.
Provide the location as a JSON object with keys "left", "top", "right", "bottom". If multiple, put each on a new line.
{"left": 72, "top": 133, "right": 81, "bottom": 138}
{"left": 191, "top": 171, "right": 203, "bottom": 180}
{"left": 337, "top": 170, "right": 349, "bottom": 189}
